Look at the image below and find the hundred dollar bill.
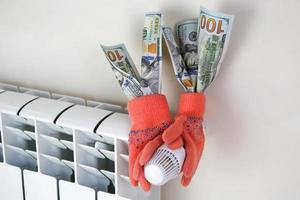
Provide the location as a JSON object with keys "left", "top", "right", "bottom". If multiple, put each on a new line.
{"left": 101, "top": 44, "right": 144, "bottom": 99}
{"left": 176, "top": 19, "right": 198, "bottom": 88}
{"left": 100, "top": 44, "right": 140, "bottom": 81}
{"left": 162, "top": 26, "right": 194, "bottom": 92}
{"left": 197, "top": 7, "right": 234, "bottom": 92}
{"left": 141, "top": 12, "right": 162, "bottom": 94}
{"left": 111, "top": 67, "right": 144, "bottom": 100}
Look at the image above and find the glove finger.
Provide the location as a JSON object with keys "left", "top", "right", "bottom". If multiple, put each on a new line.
{"left": 129, "top": 152, "right": 138, "bottom": 187}
{"left": 181, "top": 133, "right": 205, "bottom": 185}
{"left": 130, "top": 177, "right": 138, "bottom": 187}
{"left": 181, "top": 175, "right": 192, "bottom": 187}
{"left": 139, "top": 169, "right": 151, "bottom": 192}
{"left": 189, "top": 127, "right": 205, "bottom": 177}
{"left": 162, "top": 115, "right": 187, "bottom": 145}
{"left": 133, "top": 152, "right": 143, "bottom": 180}
{"left": 168, "top": 136, "right": 184, "bottom": 150}
{"left": 139, "top": 135, "right": 163, "bottom": 166}
{"left": 182, "top": 132, "right": 198, "bottom": 178}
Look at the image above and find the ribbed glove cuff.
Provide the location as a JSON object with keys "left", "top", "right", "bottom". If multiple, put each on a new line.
{"left": 177, "top": 92, "right": 205, "bottom": 117}
{"left": 128, "top": 94, "right": 172, "bottom": 129}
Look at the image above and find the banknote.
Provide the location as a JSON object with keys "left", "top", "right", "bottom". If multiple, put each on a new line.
{"left": 197, "top": 7, "right": 234, "bottom": 92}
{"left": 100, "top": 44, "right": 141, "bottom": 81}
{"left": 176, "top": 19, "right": 198, "bottom": 88}
{"left": 141, "top": 12, "right": 162, "bottom": 94}
{"left": 162, "top": 26, "right": 194, "bottom": 92}
{"left": 110, "top": 67, "right": 144, "bottom": 99}
{"left": 101, "top": 44, "right": 144, "bottom": 99}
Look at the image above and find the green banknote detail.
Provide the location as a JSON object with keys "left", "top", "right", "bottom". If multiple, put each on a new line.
{"left": 197, "top": 7, "right": 234, "bottom": 92}
{"left": 176, "top": 19, "right": 198, "bottom": 89}
{"left": 162, "top": 26, "right": 194, "bottom": 92}
{"left": 101, "top": 44, "right": 145, "bottom": 99}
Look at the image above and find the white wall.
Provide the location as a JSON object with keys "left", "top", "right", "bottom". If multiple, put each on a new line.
{"left": 0, "top": 0, "right": 300, "bottom": 200}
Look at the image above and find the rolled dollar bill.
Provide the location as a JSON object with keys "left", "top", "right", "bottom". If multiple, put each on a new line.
{"left": 141, "top": 12, "right": 163, "bottom": 94}
{"left": 111, "top": 66, "right": 144, "bottom": 100}
{"left": 197, "top": 7, "right": 234, "bottom": 92}
{"left": 176, "top": 19, "right": 198, "bottom": 88}
{"left": 162, "top": 26, "right": 194, "bottom": 92}
{"left": 100, "top": 44, "right": 141, "bottom": 81}
{"left": 101, "top": 44, "right": 145, "bottom": 99}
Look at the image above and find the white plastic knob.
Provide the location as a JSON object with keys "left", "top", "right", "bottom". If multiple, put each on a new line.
{"left": 144, "top": 144, "right": 186, "bottom": 186}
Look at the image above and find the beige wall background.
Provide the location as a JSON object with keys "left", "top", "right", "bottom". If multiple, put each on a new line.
{"left": 0, "top": 0, "right": 300, "bottom": 199}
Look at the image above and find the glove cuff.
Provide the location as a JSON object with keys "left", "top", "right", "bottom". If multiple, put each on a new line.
{"left": 128, "top": 94, "right": 172, "bottom": 129}
{"left": 177, "top": 92, "right": 205, "bottom": 117}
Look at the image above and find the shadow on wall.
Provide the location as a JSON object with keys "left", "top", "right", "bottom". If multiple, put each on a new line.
{"left": 205, "top": 1, "right": 257, "bottom": 156}
{"left": 217, "top": 1, "right": 256, "bottom": 66}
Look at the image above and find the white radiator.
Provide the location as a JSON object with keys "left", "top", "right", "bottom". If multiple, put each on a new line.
{"left": 0, "top": 83, "right": 160, "bottom": 200}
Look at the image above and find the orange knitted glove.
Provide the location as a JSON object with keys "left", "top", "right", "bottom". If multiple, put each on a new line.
{"left": 162, "top": 92, "right": 205, "bottom": 186}
{"left": 128, "top": 94, "right": 172, "bottom": 191}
